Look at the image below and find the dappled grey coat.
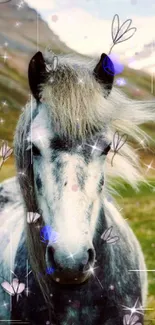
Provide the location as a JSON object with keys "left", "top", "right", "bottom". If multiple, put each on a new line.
{"left": 0, "top": 50, "right": 154, "bottom": 325}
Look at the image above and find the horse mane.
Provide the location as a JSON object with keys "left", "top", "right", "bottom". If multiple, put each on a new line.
{"left": 13, "top": 52, "right": 155, "bottom": 318}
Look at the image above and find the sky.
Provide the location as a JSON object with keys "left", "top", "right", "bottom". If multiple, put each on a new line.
{"left": 25, "top": 0, "right": 155, "bottom": 57}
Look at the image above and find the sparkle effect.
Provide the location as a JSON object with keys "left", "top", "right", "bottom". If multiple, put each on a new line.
{"left": 66, "top": 252, "right": 78, "bottom": 260}
{"left": 17, "top": 0, "right": 24, "bottom": 9}
{"left": 77, "top": 78, "right": 84, "bottom": 85}
{"left": 27, "top": 128, "right": 48, "bottom": 147}
{"left": 18, "top": 170, "right": 27, "bottom": 177}
{"left": 2, "top": 100, "right": 8, "bottom": 107}
{"left": 122, "top": 298, "right": 143, "bottom": 317}
{"left": 116, "top": 77, "right": 126, "bottom": 86}
{"left": 25, "top": 287, "right": 31, "bottom": 297}
{"left": 122, "top": 298, "right": 154, "bottom": 319}
{"left": 2, "top": 302, "right": 9, "bottom": 309}
{"left": 15, "top": 21, "right": 22, "bottom": 28}
{"left": 0, "top": 118, "right": 5, "bottom": 124}
{"left": 84, "top": 139, "right": 102, "bottom": 155}
{"left": 84, "top": 265, "right": 103, "bottom": 289}
{"left": 1, "top": 52, "right": 9, "bottom": 63}
{"left": 144, "top": 160, "right": 155, "bottom": 175}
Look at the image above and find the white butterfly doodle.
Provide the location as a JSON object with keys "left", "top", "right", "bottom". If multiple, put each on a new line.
{"left": 123, "top": 314, "right": 142, "bottom": 325}
{"left": 101, "top": 226, "right": 119, "bottom": 244}
{"left": 111, "top": 131, "right": 128, "bottom": 167}
{"left": 27, "top": 212, "right": 41, "bottom": 224}
{"left": 46, "top": 56, "right": 58, "bottom": 73}
{"left": 0, "top": 140, "right": 13, "bottom": 169}
{"left": 1, "top": 278, "right": 25, "bottom": 301}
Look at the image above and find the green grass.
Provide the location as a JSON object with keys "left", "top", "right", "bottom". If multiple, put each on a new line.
{"left": 114, "top": 180, "right": 155, "bottom": 322}
{"left": 0, "top": 59, "right": 28, "bottom": 146}
{"left": 0, "top": 157, "right": 16, "bottom": 181}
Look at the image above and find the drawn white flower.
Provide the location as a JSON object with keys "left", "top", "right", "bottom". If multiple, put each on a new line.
{"left": 111, "top": 131, "right": 128, "bottom": 166}
{"left": 46, "top": 56, "right": 58, "bottom": 73}
{"left": 1, "top": 278, "right": 25, "bottom": 296}
{"left": 123, "top": 314, "right": 142, "bottom": 325}
{"left": 0, "top": 140, "right": 13, "bottom": 168}
{"left": 27, "top": 212, "right": 41, "bottom": 224}
{"left": 101, "top": 226, "right": 119, "bottom": 244}
{"left": 112, "top": 14, "right": 136, "bottom": 45}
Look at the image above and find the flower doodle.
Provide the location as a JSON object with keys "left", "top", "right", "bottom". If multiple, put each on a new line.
{"left": 1, "top": 278, "right": 25, "bottom": 301}
{"left": 101, "top": 226, "right": 119, "bottom": 244}
{"left": 46, "top": 56, "right": 59, "bottom": 73}
{"left": 102, "top": 14, "right": 136, "bottom": 77}
{"left": 27, "top": 212, "right": 41, "bottom": 224}
{"left": 109, "top": 14, "right": 137, "bottom": 54}
{"left": 0, "top": 140, "right": 13, "bottom": 169}
{"left": 123, "top": 314, "right": 142, "bottom": 325}
{"left": 111, "top": 131, "right": 128, "bottom": 166}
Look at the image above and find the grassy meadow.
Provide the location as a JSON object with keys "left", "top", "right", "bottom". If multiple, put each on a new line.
{"left": 0, "top": 61, "right": 155, "bottom": 323}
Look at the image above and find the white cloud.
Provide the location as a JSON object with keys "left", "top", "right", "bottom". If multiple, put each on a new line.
{"left": 47, "top": 8, "right": 112, "bottom": 56}
{"left": 25, "top": 2, "right": 155, "bottom": 57}
{"left": 47, "top": 8, "right": 155, "bottom": 57}
{"left": 26, "top": 0, "right": 56, "bottom": 11}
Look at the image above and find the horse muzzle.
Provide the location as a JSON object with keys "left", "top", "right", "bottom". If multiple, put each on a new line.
{"left": 46, "top": 246, "right": 95, "bottom": 285}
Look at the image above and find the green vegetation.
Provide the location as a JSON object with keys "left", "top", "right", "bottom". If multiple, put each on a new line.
{"left": 0, "top": 57, "right": 28, "bottom": 147}
{"left": 115, "top": 180, "right": 155, "bottom": 322}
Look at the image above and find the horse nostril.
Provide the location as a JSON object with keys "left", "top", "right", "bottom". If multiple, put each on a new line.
{"left": 47, "top": 246, "right": 61, "bottom": 271}
{"left": 87, "top": 248, "right": 95, "bottom": 265}
{"left": 47, "top": 245, "right": 54, "bottom": 258}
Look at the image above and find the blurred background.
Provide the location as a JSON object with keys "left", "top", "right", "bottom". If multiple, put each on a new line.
{"left": 0, "top": 0, "right": 155, "bottom": 321}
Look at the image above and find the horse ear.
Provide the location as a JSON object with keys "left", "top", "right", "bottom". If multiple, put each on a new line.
{"left": 28, "top": 51, "right": 47, "bottom": 101}
{"left": 93, "top": 53, "right": 115, "bottom": 97}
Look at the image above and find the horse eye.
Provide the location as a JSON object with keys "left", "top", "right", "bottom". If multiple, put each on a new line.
{"left": 32, "top": 144, "right": 41, "bottom": 156}
{"left": 101, "top": 144, "right": 111, "bottom": 156}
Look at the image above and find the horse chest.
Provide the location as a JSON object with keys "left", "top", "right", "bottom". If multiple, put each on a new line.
{"left": 11, "top": 234, "right": 143, "bottom": 325}
{"left": 11, "top": 269, "right": 123, "bottom": 325}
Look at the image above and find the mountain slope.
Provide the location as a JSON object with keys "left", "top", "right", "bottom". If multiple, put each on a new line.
{"left": 0, "top": 0, "right": 72, "bottom": 74}
{"left": 0, "top": 0, "right": 74, "bottom": 151}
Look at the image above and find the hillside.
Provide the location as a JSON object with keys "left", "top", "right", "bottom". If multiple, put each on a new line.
{"left": 0, "top": 0, "right": 74, "bottom": 148}
{"left": 0, "top": 0, "right": 72, "bottom": 75}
